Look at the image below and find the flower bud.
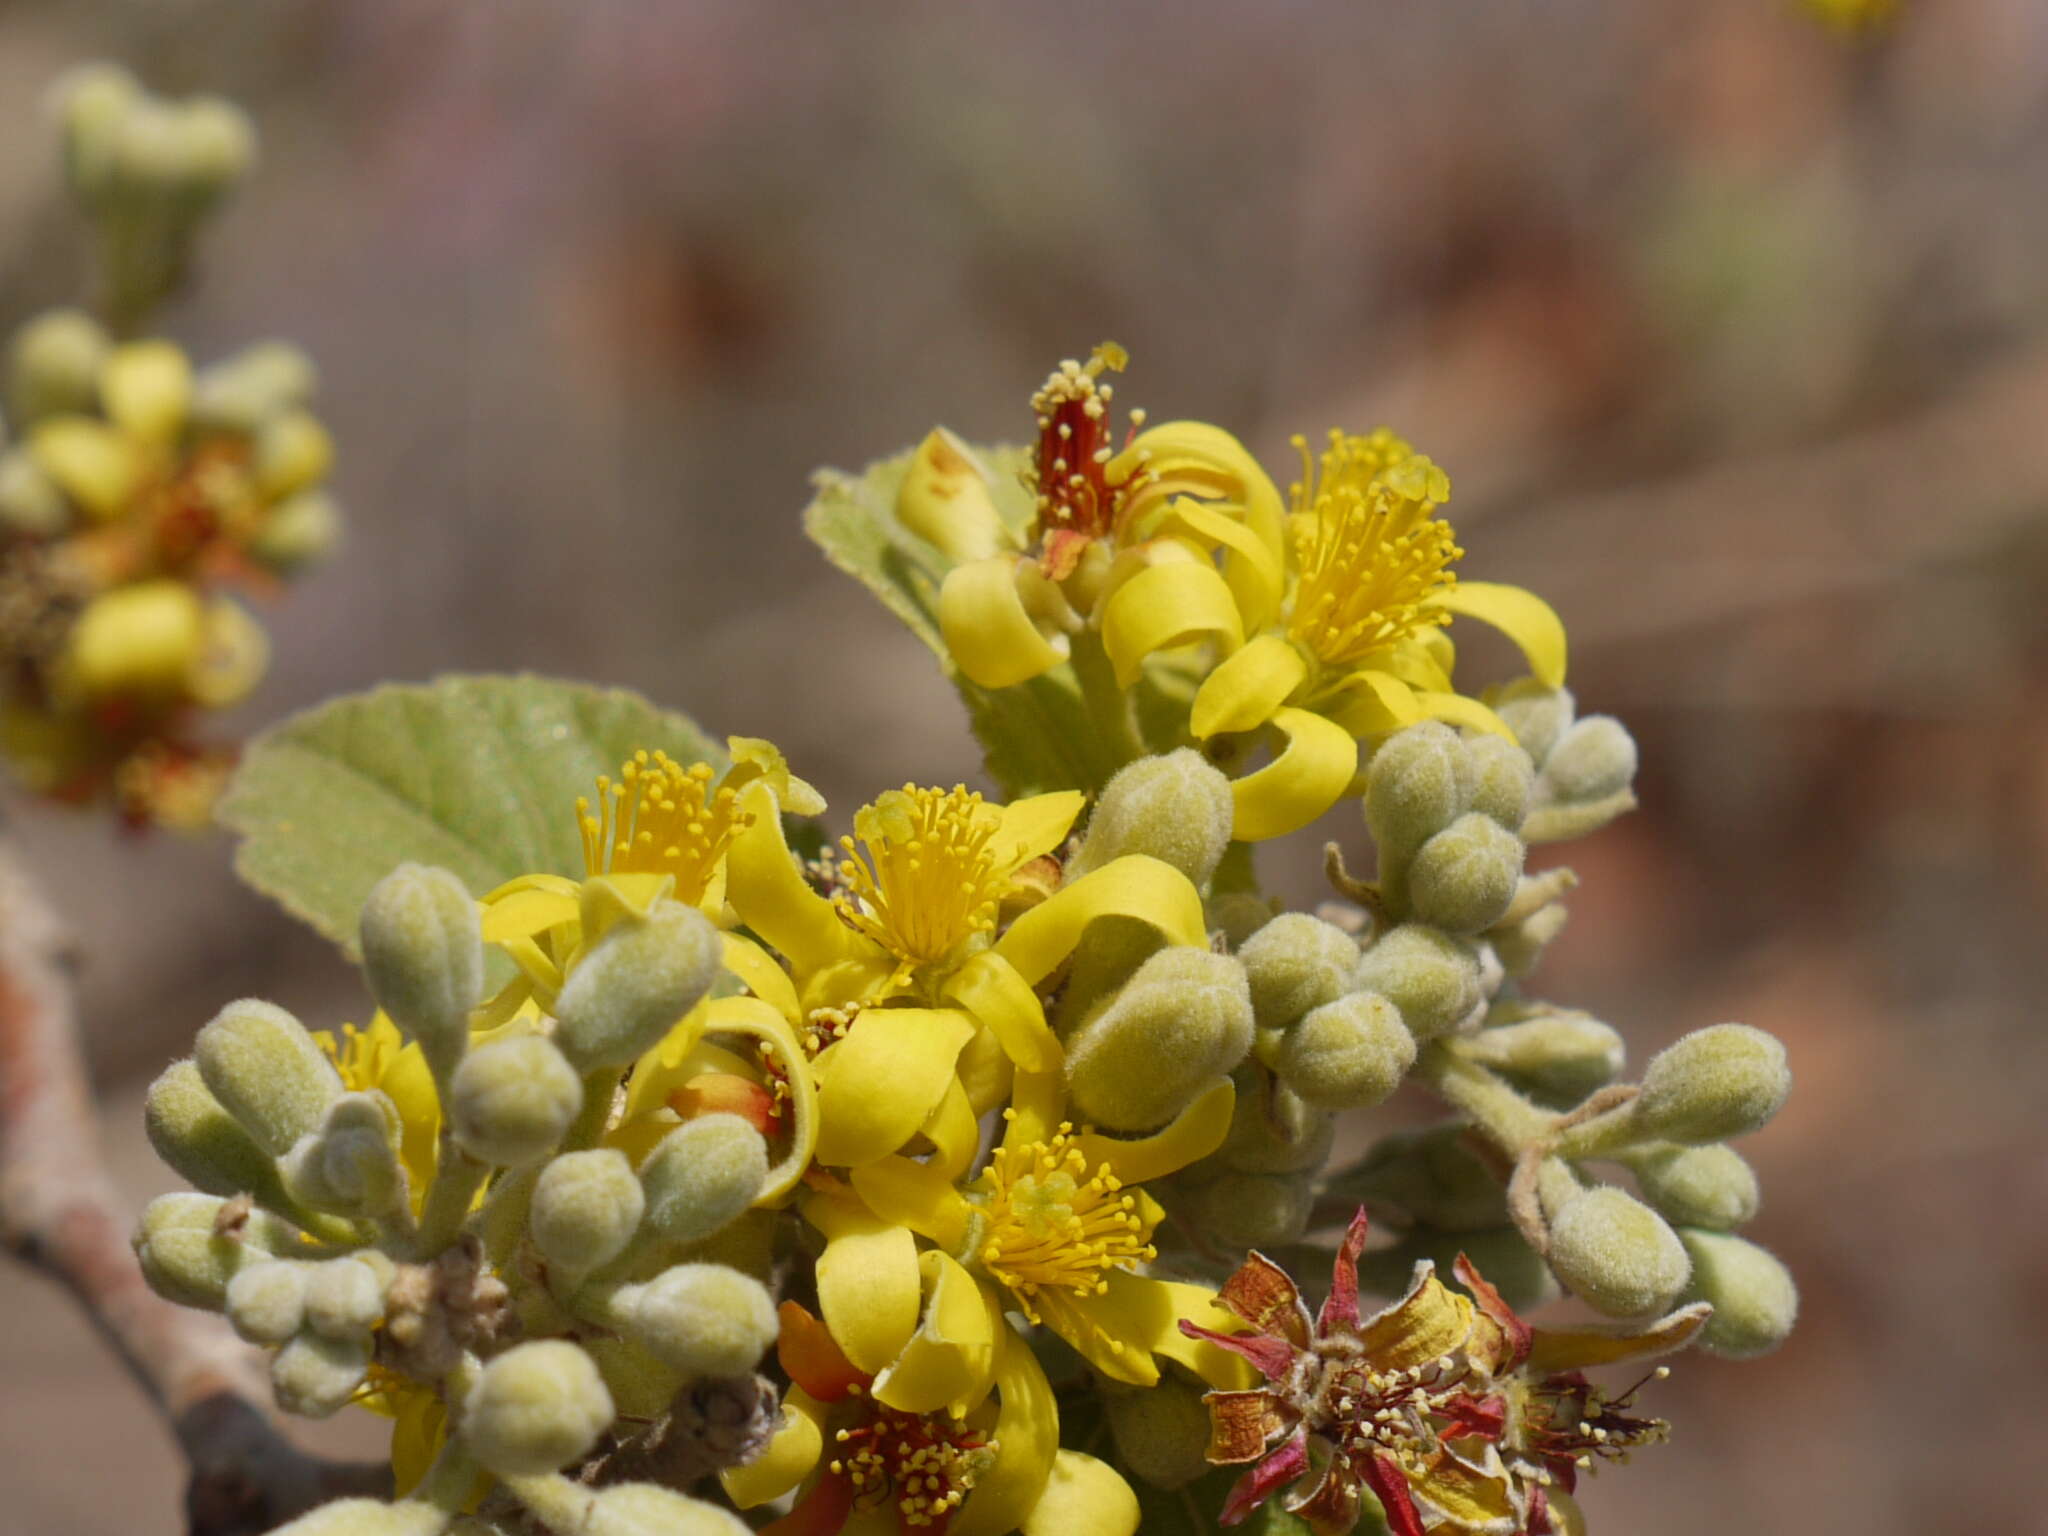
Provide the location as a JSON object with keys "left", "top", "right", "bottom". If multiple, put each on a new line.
{"left": 623, "top": 1263, "right": 778, "bottom": 1378}
{"left": 1461, "top": 1010, "right": 1625, "bottom": 1106}
{"left": 1180, "top": 1170, "right": 1313, "bottom": 1250}
{"left": 144, "top": 1057, "right": 299, "bottom": 1211}
{"left": 1105, "top": 1378, "right": 1214, "bottom": 1490}
{"left": 1545, "top": 1185, "right": 1690, "bottom": 1318}
{"left": 1351, "top": 925, "right": 1483, "bottom": 1041}
{"left": 134, "top": 1193, "right": 304, "bottom": 1309}
{"left": 251, "top": 489, "right": 343, "bottom": 573}
{"left": 303, "top": 1257, "right": 387, "bottom": 1341}
{"left": 61, "top": 582, "right": 204, "bottom": 698}
{"left": 1407, "top": 813, "right": 1523, "bottom": 935}
{"left": 195, "top": 998, "right": 343, "bottom": 1157}
{"left": 224, "top": 1259, "right": 307, "bottom": 1344}
{"left": 1332, "top": 1125, "right": 1507, "bottom": 1232}
{"left": 581, "top": 1335, "right": 684, "bottom": 1421}
{"left": 462, "top": 1339, "right": 616, "bottom": 1476}
{"left": 1238, "top": 913, "right": 1358, "bottom": 1031}
{"left": 1071, "top": 749, "right": 1234, "bottom": 886}
{"left": 192, "top": 341, "right": 318, "bottom": 434}
{"left": 1489, "top": 901, "right": 1569, "bottom": 978}
{"left": 281, "top": 1092, "right": 407, "bottom": 1219}
{"left": 1679, "top": 1230, "right": 1797, "bottom": 1358}
{"left": 1543, "top": 716, "right": 1637, "bottom": 804}
{"left": 1462, "top": 732, "right": 1533, "bottom": 832}
{"left": 1627, "top": 1143, "right": 1760, "bottom": 1231}
{"left": 552, "top": 899, "right": 721, "bottom": 1071}
{"left": 8, "top": 308, "right": 109, "bottom": 424}
{"left": 173, "top": 97, "right": 255, "bottom": 200}
{"left": 1204, "top": 890, "right": 1276, "bottom": 949}
{"left": 0, "top": 451, "right": 67, "bottom": 536}
{"left": 448, "top": 1035, "right": 583, "bottom": 1167}
{"left": 1493, "top": 680, "right": 1574, "bottom": 766}
{"left": 1215, "top": 1069, "right": 1333, "bottom": 1175}
{"left": 583, "top": 1484, "right": 753, "bottom": 1536}
{"left": 107, "top": 99, "right": 191, "bottom": 199}
{"left": 51, "top": 64, "right": 141, "bottom": 203}
{"left": 1065, "top": 947, "right": 1253, "bottom": 1130}
{"left": 271, "top": 1331, "right": 372, "bottom": 1419}
{"left": 253, "top": 410, "right": 334, "bottom": 501}
{"left": 895, "top": 428, "right": 1008, "bottom": 564}
{"left": 638, "top": 1114, "right": 767, "bottom": 1246}
{"left": 1273, "top": 991, "right": 1415, "bottom": 1112}
{"left": 1364, "top": 722, "right": 1465, "bottom": 864}
{"left": 533, "top": 1149, "right": 645, "bottom": 1277}
{"left": 359, "top": 863, "right": 482, "bottom": 1081}
{"left": 263, "top": 1500, "right": 451, "bottom": 1536}
{"left": 1632, "top": 1024, "right": 1790, "bottom": 1144}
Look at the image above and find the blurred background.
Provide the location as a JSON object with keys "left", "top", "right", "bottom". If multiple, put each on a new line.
{"left": 3, "top": 0, "right": 2046, "bottom": 1530}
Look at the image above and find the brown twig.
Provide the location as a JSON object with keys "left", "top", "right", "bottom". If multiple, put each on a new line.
{"left": 0, "top": 820, "right": 386, "bottom": 1534}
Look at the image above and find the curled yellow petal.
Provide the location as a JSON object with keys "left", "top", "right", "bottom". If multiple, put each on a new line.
{"left": 995, "top": 790, "right": 1086, "bottom": 867}
{"left": 703, "top": 996, "right": 817, "bottom": 1202}
{"left": 1120, "top": 419, "right": 1288, "bottom": 567}
{"left": 940, "top": 555, "right": 1068, "bottom": 689}
{"left": 1413, "top": 689, "right": 1515, "bottom": 740}
{"left": 950, "top": 1327, "right": 1060, "bottom": 1536}
{"left": 1228, "top": 705, "right": 1359, "bottom": 841}
{"left": 872, "top": 1250, "right": 998, "bottom": 1416}
{"left": 1147, "top": 496, "right": 1285, "bottom": 633}
{"left": 993, "top": 855, "right": 1206, "bottom": 985}
{"left": 897, "top": 428, "right": 1012, "bottom": 564}
{"left": 101, "top": 340, "right": 191, "bottom": 444}
{"left": 1076, "top": 1075, "right": 1235, "bottom": 1187}
{"left": 30, "top": 416, "right": 143, "bottom": 520}
{"left": 1431, "top": 580, "right": 1567, "bottom": 689}
{"left": 923, "top": 1077, "right": 981, "bottom": 1183}
{"left": 943, "top": 951, "right": 1061, "bottom": 1074}
{"left": 1360, "top": 1265, "right": 1476, "bottom": 1374}
{"left": 720, "top": 1393, "right": 823, "bottom": 1508}
{"left": 721, "top": 932, "right": 799, "bottom": 1021}
{"left": 1141, "top": 1276, "right": 1259, "bottom": 1389}
{"left": 1001, "top": 1070, "right": 1066, "bottom": 1153}
{"left": 848, "top": 1154, "right": 974, "bottom": 1251}
{"left": 1099, "top": 556, "right": 1243, "bottom": 688}
{"left": 814, "top": 1008, "right": 975, "bottom": 1169}
{"left": 480, "top": 884, "right": 578, "bottom": 947}
{"left": 1191, "top": 633, "right": 1306, "bottom": 739}
{"left": 1320, "top": 666, "right": 1421, "bottom": 738}
{"left": 815, "top": 1216, "right": 923, "bottom": 1376}
{"left": 726, "top": 780, "right": 855, "bottom": 978}
{"left": 1021, "top": 1450, "right": 1140, "bottom": 1536}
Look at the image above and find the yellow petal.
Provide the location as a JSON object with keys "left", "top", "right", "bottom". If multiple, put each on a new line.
{"left": 481, "top": 885, "right": 579, "bottom": 947}
{"left": 1410, "top": 1446, "right": 1518, "bottom": 1534}
{"left": 1074, "top": 1272, "right": 1258, "bottom": 1390}
{"left": 721, "top": 1394, "right": 824, "bottom": 1508}
{"left": 724, "top": 734, "right": 827, "bottom": 817}
{"left": 1147, "top": 496, "right": 1285, "bottom": 632}
{"left": 993, "top": 854, "right": 1206, "bottom": 985}
{"left": 1431, "top": 581, "right": 1567, "bottom": 689}
{"left": 726, "top": 780, "right": 857, "bottom": 978}
{"left": 1001, "top": 1070, "right": 1066, "bottom": 1152}
{"left": 1320, "top": 667, "right": 1422, "bottom": 738}
{"left": 101, "top": 340, "right": 191, "bottom": 444}
{"left": 873, "top": 1250, "right": 998, "bottom": 1416}
{"left": 61, "top": 581, "right": 203, "bottom": 699}
{"left": 1099, "top": 557, "right": 1243, "bottom": 688}
{"left": 951, "top": 1328, "right": 1060, "bottom": 1536}
{"left": 941, "top": 555, "right": 1068, "bottom": 688}
{"left": 1524, "top": 1301, "right": 1711, "bottom": 1376}
{"left": 1077, "top": 1075, "right": 1235, "bottom": 1186}
{"left": 943, "top": 950, "right": 1062, "bottom": 1074}
{"left": 1359, "top": 1265, "right": 1476, "bottom": 1373}
{"left": 1191, "top": 634, "right": 1307, "bottom": 739}
{"left": 1021, "top": 1450, "right": 1140, "bottom": 1536}
{"left": 30, "top": 417, "right": 143, "bottom": 520}
{"left": 814, "top": 1008, "right": 975, "bottom": 1169}
{"left": 848, "top": 1154, "right": 974, "bottom": 1250}
{"left": 701, "top": 996, "right": 816, "bottom": 1202}
{"left": 1145, "top": 1277, "right": 1259, "bottom": 1390}
{"left": 186, "top": 597, "right": 269, "bottom": 708}
{"left": 923, "top": 1077, "right": 981, "bottom": 1183}
{"left": 722, "top": 932, "right": 799, "bottom": 1021}
{"left": 1228, "top": 706, "right": 1358, "bottom": 841}
{"left": 897, "top": 427, "right": 1013, "bottom": 564}
{"left": 995, "top": 790, "right": 1087, "bottom": 867}
{"left": 815, "top": 1217, "right": 923, "bottom": 1376}
{"left": 1412, "top": 690, "right": 1515, "bottom": 740}
{"left": 1120, "top": 420, "right": 1288, "bottom": 568}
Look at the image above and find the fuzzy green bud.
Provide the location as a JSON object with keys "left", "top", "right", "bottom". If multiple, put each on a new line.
{"left": 174, "top": 97, "right": 255, "bottom": 201}
{"left": 1181, "top": 1170, "right": 1313, "bottom": 1251}
{"left": 1364, "top": 722, "right": 1465, "bottom": 864}
{"left": 533, "top": 1149, "right": 646, "bottom": 1276}
{"left": 1238, "top": 914, "right": 1358, "bottom": 1031}
{"left": 1627, "top": 1143, "right": 1760, "bottom": 1231}
{"left": 1407, "top": 813, "right": 1524, "bottom": 935}
{"left": 639, "top": 1114, "right": 767, "bottom": 1246}
{"left": 448, "top": 1034, "right": 582, "bottom": 1167}
{"left": 0, "top": 451, "right": 68, "bottom": 536}
{"left": 581, "top": 1335, "right": 684, "bottom": 1421}
{"left": 134, "top": 1194, "right": 304, "bottom": 1309}
{"left": 271, "top": 1331, "right": 371, "bottom": 1419}
{"left": 224, "top": 1259, "right": 307, "bottom": 1344}
{"left": 253, "top": 410, "right": 334, "bottom": 501}
{"left": 624, "top": 1263, "right": 778, "bottom": 1378}
{"left": 1274, "top": 991, "right": 1416, "bottom": 1112}
{"left": 1071, "top": 749, "right": 1235, "bottom": 886}
{"left": 1065, "top": 947, "right": 1253, "bottom": 1130}
{"left": 1544, "top": 716, "right": 1637, "bottom": 803}
{"left": 1215, "top": 1069, "right": 1333, "bottom": 1175}
{"left": 251, "top": 490, "right": 343, "bottom": 573}
{"left": 1352, "top": 925, "right": 1483, "bottom": 1040}
{"left": 1461, "top": 1010, "right": 1625, "bottom": 1105}
{"left": 1332, "top": 1125, "right": 1507, "bottom": 1232}
{"left": 1490, "top": 902, "right": 1569, "bottom": 977}
{"left": 1632, "top": 1024, "right": 1790, "bottom": 1144}
{"left": 8, "top": 309, "right": 109, "bottom": 424}
{"left": 1462, "top": 732, "right": 1533, "bottom": 832}
{"left": 584, "top": 1485, "right": 753, "bottom": 1536}
{"left": 1545, "top": 1185, "right": 1690, "bottom": 1318}
{"left": 303, "top": 1257, "right": 386, "bottom": 1341}
{"left": 1494, "top": 681, "right": 1574, "bottom": 765}
{"left": 359, "top": 863, "right": 482, "bottom": 1081}
{"left": 1105, "top": 1378, "right": 1214, "bottom": 1490}
{"left": 144, "top": 1057, "right": 300, "bottom": 1212}
{"left": 52, "top": 64, "right": 141, "bottom": 202}
{"left": 194, "top": 999, "right": 343, "bottom": 1158}
{"left": 463, "top": 1339, "right": 615, "bottom": 1476}
{"left": 1679, "top": 1229, "right": 1797, "bottom": 1358}
{"left": 553, "top": 900, "right": 721, "bottom": 1071}
{"left": 1204, "top": 890, "right": 1276, "bottom": 949}
{"left": 263, "top": 1500, "right": 451, "bottom": 1536}
{"left": 282, "top": 1092, "right": 407, "bottom": 1219}
{"left": 192, "top": 341, "right": 317, "bottom": 433}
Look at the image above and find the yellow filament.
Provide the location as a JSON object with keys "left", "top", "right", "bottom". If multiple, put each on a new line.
{"left": 976, "top": 1124, "right": 1158, "bottom": 1317}
{"left": 835, "top": 784, "right": 1007, "bottom": 967}
{"left": 577, "top": 748, "right": 751, "bottom": 905}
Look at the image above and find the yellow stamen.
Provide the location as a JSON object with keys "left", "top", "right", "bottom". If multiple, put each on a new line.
{"left": 833, "top": 1406, "right": 993, "bottom": 1527}
{"left": 975, "top": 1122, "right": 1158, "bottom": 1319}
{"left": 1286, "top": 428, "right": 1461, "bottom": 667}
{"left": 834, "top": 784, "right": 1007, "bottom": 968}
{"left": 577, "top": 749, "right": 751, "bottom": 906}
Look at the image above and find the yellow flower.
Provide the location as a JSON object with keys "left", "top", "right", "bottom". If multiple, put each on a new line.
{"left": 813, "top": 1072, "right": 1255, "bottom": 1398}
{"left": 313, "top": 1011, "right": 440, "bottom": 1210}
{"left": 1188, "top": 430, "right": 1567, "bottom": 840}
{"left": 1803, "top": 0, "right": 1895, "bottom": 31}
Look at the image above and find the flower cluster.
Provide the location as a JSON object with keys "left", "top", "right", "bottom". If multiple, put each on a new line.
{"left": 136, "top": 346, "right": 1797, "bottom": 1536}
{"left": 0, "top": 66, "right": 337, "bottom": 827}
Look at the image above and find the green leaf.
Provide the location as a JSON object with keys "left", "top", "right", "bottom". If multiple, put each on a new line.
{"left": 218, "top": 674, "right": 724, "bottom": 954}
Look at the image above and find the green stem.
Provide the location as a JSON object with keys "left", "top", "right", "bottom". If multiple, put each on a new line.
{"left": 1414, "top": 1039, "right": 1554, "bottom": 1151}
{"left": 563, "top": 1066, "right": 623, "bottom": 1152}
{"left": 1069, "top": 629, "right": 1145, "bottom": 772}
{"left": 409, "top": 1134, "right": 491, "bottom": 1260}
{"left": 420, "top": 1436, "right": 480, "bottom": 1513}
